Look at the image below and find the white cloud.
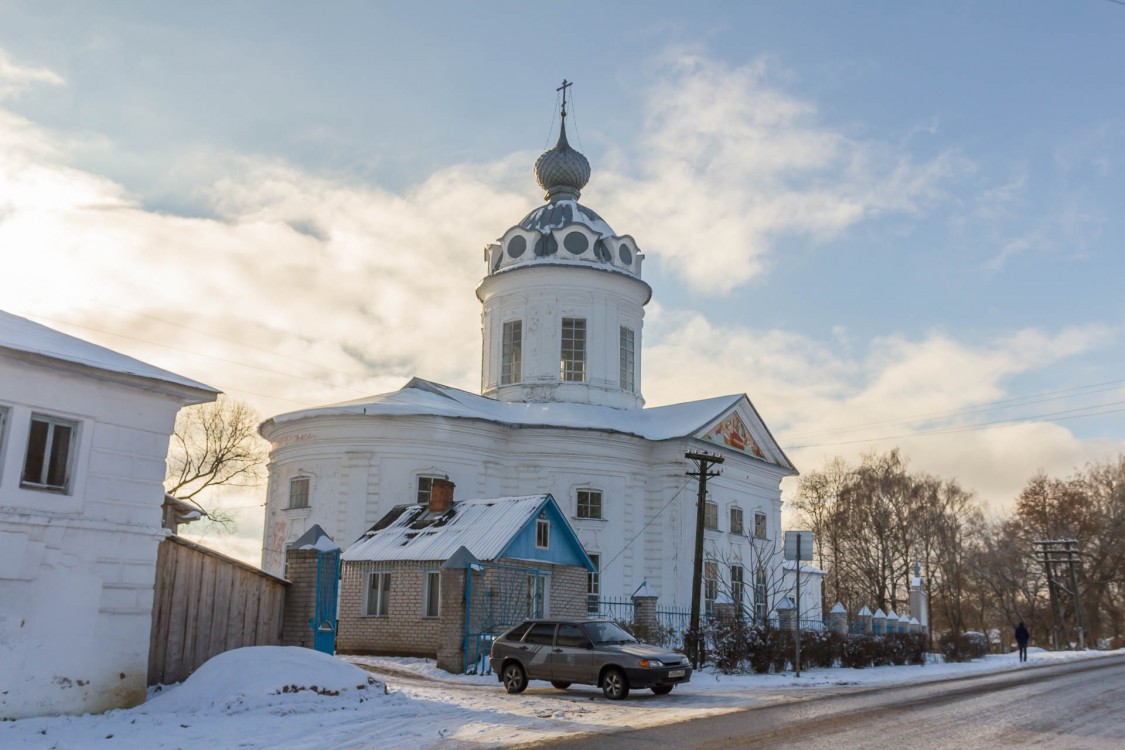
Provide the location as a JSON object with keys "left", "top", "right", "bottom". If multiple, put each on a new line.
{"left": 594, "top": 53, "right": 973, "bottom": 292}
{"left": 643, "top": 312, "right": 1120, "bottom": 512}
{"left": 1, "top": 46, "right": 1119, "bottom": 562}
{"left": 0, "top": 49, "right": 64, "bottom": 101}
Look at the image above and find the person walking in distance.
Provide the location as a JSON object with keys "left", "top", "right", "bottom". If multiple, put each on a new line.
{"left": 1015, "top": 621, "right": 1030, "bottom": 662}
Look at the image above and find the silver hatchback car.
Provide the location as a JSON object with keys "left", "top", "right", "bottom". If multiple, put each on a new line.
{"left": 488, "top": 619, "right": 692, "bottom": 700}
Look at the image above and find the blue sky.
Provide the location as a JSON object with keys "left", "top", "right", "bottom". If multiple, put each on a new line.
{"left": 1, "top": 1, "right": 1122, "bottom": 559}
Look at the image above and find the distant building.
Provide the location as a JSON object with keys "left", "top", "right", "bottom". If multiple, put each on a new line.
{"left": 260, "top": 96, "right": 801, "bottom": 623}
{"left": 0, "top": 311, "right": 216, "bottom": 719}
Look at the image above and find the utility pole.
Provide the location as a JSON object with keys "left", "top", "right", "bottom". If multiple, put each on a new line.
{"left": 686, "top": 450, "right": 724, "bottom": 669}
{"left": 1033, "top": 539, "right": 1086, "bottom": 650}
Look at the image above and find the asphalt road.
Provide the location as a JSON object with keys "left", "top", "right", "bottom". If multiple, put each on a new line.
{"left": 532, "top": 654, "right": 1125, "bottom": 749}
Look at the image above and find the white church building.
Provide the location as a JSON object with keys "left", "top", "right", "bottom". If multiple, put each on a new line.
{"left": 259, "top": 98, "right": 799, "bottom": 618}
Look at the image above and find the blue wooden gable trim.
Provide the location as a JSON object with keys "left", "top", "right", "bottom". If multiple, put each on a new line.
{"left": 499, "top": 494, "right": 596, "bottom": 572}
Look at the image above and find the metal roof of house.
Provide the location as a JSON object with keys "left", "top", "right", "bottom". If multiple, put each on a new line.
{"left": 0, "top": 310, "right": 217, "bottom": 395}
{"left": 341, "top": 494, "right": 554, "bottom": 563}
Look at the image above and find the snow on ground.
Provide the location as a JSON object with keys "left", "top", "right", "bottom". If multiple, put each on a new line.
{"left": 2, "top": 646, "right": 1119, "bottom": 750}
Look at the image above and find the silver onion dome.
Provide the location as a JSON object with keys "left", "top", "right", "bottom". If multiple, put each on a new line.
{"left": 533, "top": 119, "right": 591, "bottom": 201}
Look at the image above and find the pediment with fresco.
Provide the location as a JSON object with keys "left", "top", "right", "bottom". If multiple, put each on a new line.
{"left": 701, "top": 411, "right": 767, "bottom": 460}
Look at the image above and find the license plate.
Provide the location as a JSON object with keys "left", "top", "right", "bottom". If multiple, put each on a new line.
{"left": 667, "top": 669, "right": 685, "bottom": 678}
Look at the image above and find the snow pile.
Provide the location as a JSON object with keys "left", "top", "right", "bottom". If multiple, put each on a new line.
{"left": 142, "top": 646, "right": 385, "bottom": 716}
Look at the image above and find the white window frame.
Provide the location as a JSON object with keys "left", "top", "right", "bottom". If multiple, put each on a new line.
{"left": 586, "top": 552, "right": 600, "bottom": 614}
{"left": 416, "top": 474, "right": 444, "bottom": 505}
{"left": 754, "top": 511, "right": 768, "bottom": 540}
{"left": 288, "top": 476, "right": 310, "bottom": 509}
{"left": 729, "top": 506, "right": 744, "bottom": 535}
{"left": 754, "top": 570, "right": 768, "bottom": 623}
{"left": 576, "top": 488, "right": 602, "bottom": 520}
{"left": 731, "top": 564, "right": 744, "bottom": 608}
{"left": 21, "top": 413, "right": 79, "bottom": 494}
{"left": 527, "top": 573, "right": 550, "bottom": 617}
{"left": 704, "top": 560, "right": 718, "bottom": 615}
{"left": 560, "top": 317, "right": 586, "bottom": 382}
{"left": 704, "top": 501, "right": 719, "bottom": 531}
{"left": 501, "top": 319, "right": 522, "bottom": 385}
{"left": 422, "top": 570, "right": 441, "bottom": 618}
{"left": 366, "top": 571, "right": 391, "bottom": 617}
{"left": 536, "top": 512, "right": 550, "bottom": 549}
{"left": 619, "top": 326, "right": 635, "bottom": 392}
{"left": 0, "top": 406, "right": 8, "bottom": 483}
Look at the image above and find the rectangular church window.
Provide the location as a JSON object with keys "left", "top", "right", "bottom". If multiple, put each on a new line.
{"left": 501, "top": 320, "right": 522, "bottom": 385}
{"left": 288, "top": 476, "right": 310, "bottom": 509}
{"left": 577, "top": 489, "right": 602, "bottom": 519}
{"left": 704, "top": 501, "right": 718, "bottom": 531}
{"left": 619, "top": 326, "right": 635, "bottom": 392}
{"left": 560, "top": 318, "right": 586, "bottom": 382}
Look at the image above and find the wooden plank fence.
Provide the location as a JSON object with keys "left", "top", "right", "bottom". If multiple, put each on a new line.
{"left": 148, "top": 535, "right": 289, "bottom": 685}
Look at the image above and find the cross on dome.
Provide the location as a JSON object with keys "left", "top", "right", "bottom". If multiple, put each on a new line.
{"left": 534, "top": 79, "right": 591, "bottom": 201}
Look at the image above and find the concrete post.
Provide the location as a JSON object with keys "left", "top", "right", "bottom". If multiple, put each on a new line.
{"left": 828, "top": 602, "right": 848, "bottom": 635}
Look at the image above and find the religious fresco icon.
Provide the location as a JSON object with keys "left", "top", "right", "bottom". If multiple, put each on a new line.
{"left": 704, "top": 412, "right": 765, "bottom": 458}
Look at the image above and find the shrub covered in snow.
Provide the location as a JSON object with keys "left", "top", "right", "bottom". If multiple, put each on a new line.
{"left": 939, "top": 631, "right": 989, "bottom": 663}
{"left": 703, "top": 619, "right": 926, "bottom": 673}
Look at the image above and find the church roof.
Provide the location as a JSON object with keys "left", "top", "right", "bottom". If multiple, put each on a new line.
{"left": 0, "top": 309, "right": 217, "bottom": 397}
{"left": 263, "top": 377, "right": 795, "bottom": 472}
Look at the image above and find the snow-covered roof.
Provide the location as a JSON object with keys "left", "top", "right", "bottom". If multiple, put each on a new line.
{"left": 857, "top": 605, "right": 872, "bottom": 616}
{"left": 782, "top": 560, "right": 826, "bottom": 575}
{"left": 343, "top": 495, "right": 552, "bottom": 563}
{"left": 0, "top": 310, "right": 217, "bottom": 396}
{"left": 830, "top": 602, "right": 847, "bottom": 614}
{"left": 873, "top": 608, "right": 887, "bottom": 619}
{"left": 288, "top": 524, "right": 341, "bottom": 552}
{"left": 264, "top": 378, "right": 795, "bottom": 471}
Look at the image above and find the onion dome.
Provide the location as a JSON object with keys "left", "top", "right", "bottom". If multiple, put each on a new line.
{"left": 533, "top": 119, "right": 591, "bottom": 201}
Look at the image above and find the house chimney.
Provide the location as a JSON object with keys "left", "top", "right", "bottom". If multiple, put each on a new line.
{"left": 429, "top": 478, "right": 455, "bottom": 514}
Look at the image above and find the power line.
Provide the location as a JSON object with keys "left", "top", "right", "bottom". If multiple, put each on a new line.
{"left": 24, "top": 312, "right": 377, "bottom": 399}
{"left": 782, "top": 379, "right": 1125, "bottom": 442}
{"left": 94, "top": 301, "right": 374, "bottom": 393}
{"left": 788, "top": 402, "right": 1125, "bottom": 450}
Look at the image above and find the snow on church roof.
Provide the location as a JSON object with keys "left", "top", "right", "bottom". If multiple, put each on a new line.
{"left": 342, "top": 494, "right": 552, "bottom": 563}
{"left": 266, "top": 378, "right": 793, "bottom": 470}
{"left": 0, "top": 310, "right": 217, "bottom": 395}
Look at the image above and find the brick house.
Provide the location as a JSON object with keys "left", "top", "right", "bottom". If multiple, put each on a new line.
{"left": 336, "top": 480, "right": 594, "bottom": 672}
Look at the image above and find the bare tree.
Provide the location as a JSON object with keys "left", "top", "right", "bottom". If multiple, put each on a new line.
{"left": 165, "top": 396, "right": 269, "bottom": 528}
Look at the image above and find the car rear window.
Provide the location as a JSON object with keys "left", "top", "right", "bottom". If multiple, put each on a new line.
{"left": 524, "top": 623, "right": 557, "bottom": 645}
{"left": 501, "top": 622, "right": 533, "bottom": 641}
{"left": 556, "top": 624, "right": 588, "bottom": 648}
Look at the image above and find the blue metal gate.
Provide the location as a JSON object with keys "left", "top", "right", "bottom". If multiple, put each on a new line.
{"left": 312, "top": 548, "right": 340, "bottom": 654}
{"left": 462, "top": 561, "right": 547, "bottom": 674}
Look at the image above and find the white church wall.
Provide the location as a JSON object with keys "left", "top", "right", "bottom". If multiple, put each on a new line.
{"left": 0, "top": 356, "right": 203, "bottom": 719}
{"left": 261, "top": 411, "right": 791, "bottom": 621}
{"left": 477, "top": 265, "right": 648, "bottom": 409}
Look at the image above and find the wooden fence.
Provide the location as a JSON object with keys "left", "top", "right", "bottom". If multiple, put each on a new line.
{"left": 148, "top": 535, "right": 289, "bottom": 685}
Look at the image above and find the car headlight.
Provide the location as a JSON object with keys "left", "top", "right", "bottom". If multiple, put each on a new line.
{"left": 638, "top": 659, "right": 663, "bottom": 668}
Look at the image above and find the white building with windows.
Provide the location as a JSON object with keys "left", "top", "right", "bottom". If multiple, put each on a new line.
{"left": 0, "top": 311, "right": 217, "bottom": 719}
{"left": 259, "top": 106, "right": 800, "bottom": 622}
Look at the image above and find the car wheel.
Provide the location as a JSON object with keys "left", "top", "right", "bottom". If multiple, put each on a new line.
{"left": 651, "top": 685, "right": 673, "bottom": 695}
{"left": 601, "top": 667, "right": 629, "bottom": 700}
{"left": 502, "top": 662, "right": 528, "bottom": 694}
{"left": 550, "top": 681, "right": 571, "bottom": 690}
